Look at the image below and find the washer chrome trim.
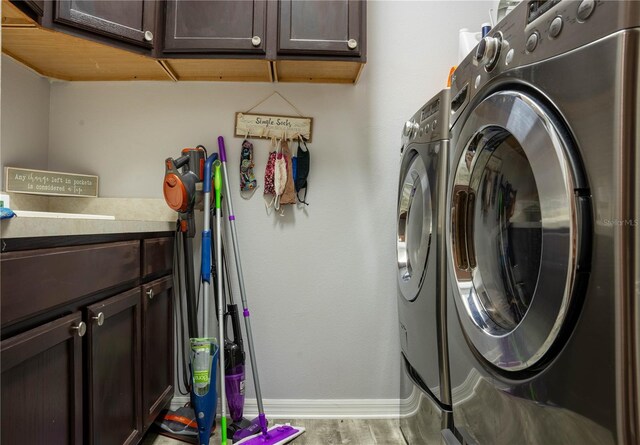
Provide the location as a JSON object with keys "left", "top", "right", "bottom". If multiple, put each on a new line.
{"left": 448, "top": 90, "right": 580, "bottom": 371}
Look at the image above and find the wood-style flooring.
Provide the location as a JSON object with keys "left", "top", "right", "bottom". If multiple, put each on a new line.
{"left": 142, "top": 418, "right": 407, "bottom": 445}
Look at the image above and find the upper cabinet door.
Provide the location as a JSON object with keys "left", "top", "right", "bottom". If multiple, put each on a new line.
{"left": 54, "top": 0, "right": 156, "bottom": 48}
{"left": 164, "top": 0, "right": 267, "bottom": 54}
{"left": 278, "top": 0, "right": 365, "bottom": 58}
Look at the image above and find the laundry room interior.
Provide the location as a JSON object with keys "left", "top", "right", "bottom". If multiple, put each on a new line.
{"left": 1, "top": 1, "right": 639, "bottom": 445}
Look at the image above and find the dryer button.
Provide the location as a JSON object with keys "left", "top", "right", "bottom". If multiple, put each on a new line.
{"left": 577, "top": 0, "right": 595, "bottom": 21}
{"left": 549, "top": 16, "right": 563, "bottom": 38}
{"left": 526, "top": 32, "right": 539, "bottom": 53}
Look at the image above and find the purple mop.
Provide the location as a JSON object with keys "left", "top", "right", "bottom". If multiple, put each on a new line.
{"left": 233, "top": 424, "right": 306, "bottom": 445}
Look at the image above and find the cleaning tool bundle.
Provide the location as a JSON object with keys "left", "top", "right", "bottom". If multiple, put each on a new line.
{"left": 163, "top": 148, "right": 219, "bottom": 445}
{"left": 218, "top": 137, "right": 305, "bottom": 444}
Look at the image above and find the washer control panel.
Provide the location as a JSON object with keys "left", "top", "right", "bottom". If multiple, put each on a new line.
{"left": 449, "top": 0, "right": 639, "bottom": 127}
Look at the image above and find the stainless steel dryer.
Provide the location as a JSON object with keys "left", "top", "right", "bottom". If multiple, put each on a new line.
{"left": 446, "top": 1, "right": 639, "bottom": 444}
{"left": 397, "top": 89, "right": 453, "bottom": 444}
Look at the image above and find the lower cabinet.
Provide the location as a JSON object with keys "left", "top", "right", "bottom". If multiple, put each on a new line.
{"left": 0, "top": 234, "right": 175, "bottom": 445}
{"left": 142, "top": 276, "right": 174, "bottom": 430}
{"left": 1, "top": 312, "right": 84, "bottom": 445}
{"left": 87, "top": 288, "right": 143, "bottom": 445}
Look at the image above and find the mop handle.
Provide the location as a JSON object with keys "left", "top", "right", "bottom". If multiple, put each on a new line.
{"left": 214, "top": 160, "right": 227, "bottom": 445}
{"left": 201, "top": 154, "right": 216, "bottom": 338}
{"left": 217, "top": 137, "right": 267, "bottom": 424}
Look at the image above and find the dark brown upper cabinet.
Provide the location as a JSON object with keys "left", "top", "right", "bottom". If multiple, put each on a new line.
{"left": 163, "top": 0, "right": 267, "bottom": 54}
{"left": 54, "top": 0, "right": 156, "bottom": 48}
{"left": 10, "top": 0, "right": 45, "bottom": 18}
{"left": 277, "top": 0, "right": 365, "bottom": 59}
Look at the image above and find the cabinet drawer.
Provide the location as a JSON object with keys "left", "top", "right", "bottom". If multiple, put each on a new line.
{"left": 142, "top": 237, "right": 174, "bottom": 279}
{"left": 1, "top": 241, "right": 140, "bottom": 326}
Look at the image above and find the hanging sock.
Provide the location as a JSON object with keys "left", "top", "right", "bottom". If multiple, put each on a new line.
{"left": 295, "top": 138, "right": 310, "bottom": 205}
{"left": 279, "top": 141, "right": 297, "bottom": 206}
{"left": 240, "top": 140, "right": 258, "bottom": 195}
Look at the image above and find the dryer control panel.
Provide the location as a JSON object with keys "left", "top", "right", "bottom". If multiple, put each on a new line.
{"left": 401, "top": 88, "right": 451, "bottom": 155}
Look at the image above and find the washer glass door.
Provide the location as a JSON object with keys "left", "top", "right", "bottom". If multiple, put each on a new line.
{"left": 397, "top": 150, "right": 433, "bottom": 301}
{"left": 449, "top": 91, "right": 585, "bottom": 371}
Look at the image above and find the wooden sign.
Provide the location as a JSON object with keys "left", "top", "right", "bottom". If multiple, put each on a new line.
{"left": 235, "top": 112, "right": 313, "bottom": 142}
{"left": 5, "top": 167, "right": 99, "bottom": 197}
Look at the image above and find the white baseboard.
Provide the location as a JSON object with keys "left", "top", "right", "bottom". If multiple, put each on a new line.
{"left": 170, "top": 396, "right": 401, "bottom": 419}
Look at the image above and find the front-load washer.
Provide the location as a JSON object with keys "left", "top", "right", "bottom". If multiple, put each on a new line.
{"left": 397, "top": 89, "right": 453, "bottom": 444}
{"left": 446, "top": 1, "right": 640, "bottom": 444}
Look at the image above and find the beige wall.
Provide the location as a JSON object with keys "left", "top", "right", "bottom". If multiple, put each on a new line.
{"left": 2, "top": 1, "right": 493, "bottom": 402}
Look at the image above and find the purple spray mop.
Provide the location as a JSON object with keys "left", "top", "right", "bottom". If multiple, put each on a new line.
{"left": 224, "top": 303, "right": 246, "bottom": 423}
{"left": 217, "top": 136, "right": 304, "bottom": 444}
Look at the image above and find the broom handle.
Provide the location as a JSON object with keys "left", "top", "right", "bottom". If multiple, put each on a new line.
{"left": 214, "top": 161, "right": 228, "bottom": 445}
{"left": 217, "top": 137, "right": 267, "bottom": 424}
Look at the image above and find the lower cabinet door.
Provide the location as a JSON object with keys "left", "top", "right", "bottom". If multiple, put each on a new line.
{"left": 87, "top": 288, "right": 142, "bottom": 445}
{"left": 142, "top": 275, "right": 174, "bottom": 430}
{"left": 1, "top": 312, "right": 84, "bottom": 445}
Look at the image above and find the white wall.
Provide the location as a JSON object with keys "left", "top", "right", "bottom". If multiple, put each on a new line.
{"left": 6, "top": 1, "right": 493, "bottom": 401}
{"left": 1, "top": 56, "right": 51, "bottom": 187}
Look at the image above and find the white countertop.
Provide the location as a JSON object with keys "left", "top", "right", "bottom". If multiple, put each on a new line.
{"left": 1, "top": 195, "right": 176, "bottom": 239}
{"left": 1, "top": 216, "right": 174, "bottom": 239}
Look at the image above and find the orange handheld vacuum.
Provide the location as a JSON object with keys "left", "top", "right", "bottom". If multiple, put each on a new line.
{"left": 163, "top": 146, "right": 205, "bottom": 339}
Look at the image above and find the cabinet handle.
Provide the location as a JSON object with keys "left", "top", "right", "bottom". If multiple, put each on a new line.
{"left": 347, "top": 39, "right": 358, "bottom": 49}
{"left": 71, "top": 322, "right": 86, "bottom": 337}
{"left": 147, "top": 289, "right": 154, "bottom": 300}
{"left": 251, "top": 36, "right": 262, "bottom": 47}
{"left": 144, "top": 31, "right": 153, "bottom": 42}
{"left": 92, "top": 312, "right": 105, "bottom": 326}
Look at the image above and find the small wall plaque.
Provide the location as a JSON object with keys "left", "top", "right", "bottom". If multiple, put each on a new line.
{"left": 5, "top": 167, "right": 99, "bottom": 197}
{"left": 235, "top": 112, "right": 313, "bottom": 142}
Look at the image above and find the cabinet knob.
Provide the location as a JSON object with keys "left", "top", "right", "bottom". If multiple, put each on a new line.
{"left": 71, "top": 322, "right": 86, "bottom": 337}
{"left": 146, "top": 289, "right": 154, "bottom": 300}
{"left": 251, "top": 36, "right": 262, "bottom": 47}
{"left": 92, "top": 312, "right": 105, "bottom": 326}
{"left": 347, "top": 39, "right": 358, "bottom": 49}
{"left": 144, "top": 30, "right": 153, "bottom": 42}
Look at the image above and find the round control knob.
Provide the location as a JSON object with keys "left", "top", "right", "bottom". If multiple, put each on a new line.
{"left": 251, "top": 36, "right": 262, "bottom": 47}
{"left": 403, "top": 120, "right": 418, "bottom": 138}
{"left": 474, "top": 35, "right": 501, "bottom": 71}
